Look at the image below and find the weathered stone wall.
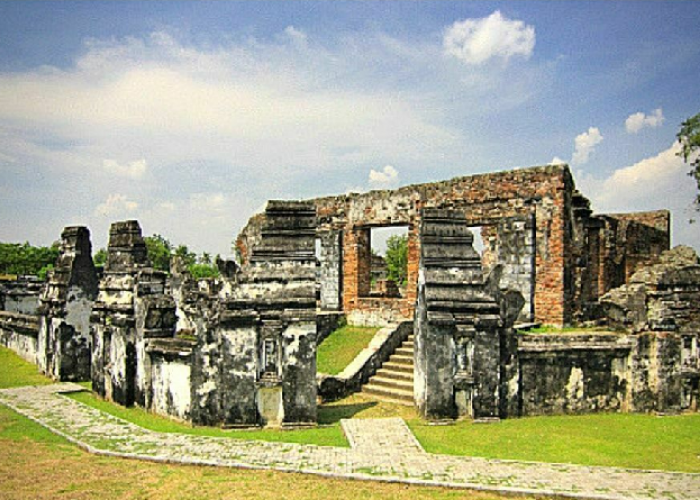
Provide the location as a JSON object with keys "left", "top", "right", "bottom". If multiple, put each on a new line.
{"left": 318, "top": 230, "right": 342, "bottom": 310}
{"left": 517, "top": 333, "right": 632, "bottom": 415}
{"left": 0, "top": 277, "right": 43, "bottom": 315}
{"left": 0, "top": 311, "right": 38, "bottom": 363}
{"left": 184, "top": 201, "right": 318, "bottom": 428}
{"left": 37, "top": 226, "right": 98, "bottom": 382}
{"left": 516, "top": 329, "right": 700, "bottom": 415}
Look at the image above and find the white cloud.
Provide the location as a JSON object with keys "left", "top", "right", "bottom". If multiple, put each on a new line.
{"left": 103, "top": 158, "right": 147, "bottom": 179}
{"left": 443, "top": 11, "right": 535, "bottom": 65}
{"left": 94, "top": 194, "right": 138, "bottom": 217}
{"left": 189, "top": 192, "right": 227, "bottom": 212}
{"left": 625, "top": 108, "right": 664, "bottom": 134}
{"left": 572, "top": 127, "right": 603, "bottom": 165}
{"left": 283, "top": 26, "right": 308, "bottom": 48}
{"left": 369, "top": 165, "right": 399, "bottom": 188}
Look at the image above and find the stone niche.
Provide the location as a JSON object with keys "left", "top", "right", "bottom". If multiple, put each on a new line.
{"left": 37, "top": 226, "right": 98, "bottom": 381}
{"left": 414, "top": 209, "right": 522, "bottom": 421}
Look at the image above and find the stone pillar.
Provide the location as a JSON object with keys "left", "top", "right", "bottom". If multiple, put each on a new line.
{"left": 196, "top": 201, "right": 318, "bottom": 428}
{"left": 37, "top": 226, "right": 98, "bottom": 381}
{"left": 414, "top": 209, "right": 519, "bottom": 421}
{"left": 318, "top": 230, "right": 343, "bottom": 310}
{"left": 91, "top": 221, "right": 148, "bottom": 406}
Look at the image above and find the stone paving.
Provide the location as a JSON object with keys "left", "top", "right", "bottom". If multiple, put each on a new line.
{"left": 2, "top": 383, "right": 700, "bottom": 500}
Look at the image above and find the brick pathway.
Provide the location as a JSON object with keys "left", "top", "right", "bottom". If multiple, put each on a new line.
{"left": 1, "top": 383, "right": 699, "bottom": 500}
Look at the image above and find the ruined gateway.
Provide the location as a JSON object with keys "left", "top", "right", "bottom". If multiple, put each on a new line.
{"left": 1, "top": 164, "right": 699, "bottom": 425}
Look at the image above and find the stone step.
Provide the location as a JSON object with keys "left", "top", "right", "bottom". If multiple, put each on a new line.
{"left": 368, "top": 375, "right": 414, "bottom": 391}
{"left": 382, "top": 361, "right": 414, "bottom": 373}
{"left": 362, "top": 384, "right": 414, "bottom": 405}
{"left": 375, "top": 368, "right": 413, "bottom": 382}
{"left": 402, "top": 340, "right": 414, "bottom": 348}
{"left": 394, "top": 346, "right": 414, "bottom": 356}
{"left": 389, "top": 353, "right": 414, "bottom": 365}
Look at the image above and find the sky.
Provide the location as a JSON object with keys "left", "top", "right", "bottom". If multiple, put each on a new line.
{"left": 1, "top": 1, "right": 699, "bottom": 257}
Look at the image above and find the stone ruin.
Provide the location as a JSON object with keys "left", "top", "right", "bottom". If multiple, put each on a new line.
{"left": 89, "top": 202, "right": 317, "bottom": 427}
{"left": 0, "top": 163, "right": 698, "bottom": 424}
{"left": 37, "top": 226, "right": 98, "bottom": 381}
{"left": 414, "top": 209, "right": 521, "bottom": 420}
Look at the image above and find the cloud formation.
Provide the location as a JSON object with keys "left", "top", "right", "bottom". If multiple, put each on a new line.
{"left": 625, "top": 108, "right": 664, "bottom": 134}
{"left": 572, "top": 127, "right": 603, "bottom": 165}
{"left": 369, "top": 165, "right": 399, "bottom": 188}
{"left": 103, "top": 159, "right": 147, "bottom": 179}
{"left": 94, "top": 193, "right": 138, "bottom": 217}
{"left": 443, "top": 11, "right": 535, "bottom": 65}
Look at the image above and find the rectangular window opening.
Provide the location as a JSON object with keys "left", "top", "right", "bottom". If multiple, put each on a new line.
{"left": 366, "top": 225, "right": 409, "bottom": 299}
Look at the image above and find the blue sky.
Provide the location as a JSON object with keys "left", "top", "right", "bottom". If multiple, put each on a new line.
{"left": 1, "top": 1, "right": 699, "bottom": 256}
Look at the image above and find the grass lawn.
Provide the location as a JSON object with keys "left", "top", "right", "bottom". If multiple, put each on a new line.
{"left": 1, "top": 406, "right": 519, "bottom": 500}
{"left": 0, "top": 349, "right": 522, "bottom": 500}
{"left": 68, "top": 390, "right": 348, "bottom": 448}
{"left": 3, "top": 345, "right": 700, "bottom": 474}
{"left": 316, "top": 325, "right": 379, "bottom": 375}
{"left": 409, "top": 412, "right": 700, "bottom": 473}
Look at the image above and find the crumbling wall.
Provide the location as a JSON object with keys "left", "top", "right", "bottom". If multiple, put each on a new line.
{"left": 185, "top": 201, "right": 318, "bottom": 427}
{"left": 37, "top": 226, "right": 98, "bottom": 381}
{"left": 318, "top": 230, "right": 342, "bottom": 310}
{"left": 238, "top": 165, "right": 575, "bottom": 326}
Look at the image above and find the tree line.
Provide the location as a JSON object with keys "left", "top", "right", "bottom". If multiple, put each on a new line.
{"left": 1, "top": 235, "right": 220, "bottom": 281}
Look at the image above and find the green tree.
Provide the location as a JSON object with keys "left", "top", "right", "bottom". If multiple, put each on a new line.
{"left": 174, "top": 244, "right": 196, "bottom": 268}
{"left": 93, "top": 248, "right": 107, "bottom": 267}
{"left": 677, "top": 112, "right": 700, "bottom": 207}
{"left": 145, "top": 235, "right": 173, "bottom": 272}
{"left": 385, "top": 235, "right": 408, "bottom": 285}
{"left": 0, "top": 241, "right": 59, "bottom": 278}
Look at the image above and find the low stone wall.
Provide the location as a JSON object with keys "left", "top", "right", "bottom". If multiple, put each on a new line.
{"left": 517, "top": 333, "right": 633, "bottom": 415}
{"left": 0, "top": 311, "right": 39, "bottom": 364}
{"left": 0, "top": 279, "right": 43, "bottom": 315}
{"left": 317, "top": 311, "right": 345, "bottom": 345}
{"left": 517, "top": 330, "right": 700, "bottom": 415}
{"left": 317, "top": 321, "right": 412, "bottom": 401}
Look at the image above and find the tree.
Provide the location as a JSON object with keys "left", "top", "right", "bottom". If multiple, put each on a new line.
{"left": 385, "top": 234, "right": 408, "bottom": 285}
{"left": 144, "top": 235, "right": 172, "bottom": 272}
{"left": 0, "top": 241, "right": 60, "bottom": 278}
{"left": 677, "top": 112, "right": 700, "bottom": 208}
{"left": 93, "top": 248, "right": 107, "bottom": 267}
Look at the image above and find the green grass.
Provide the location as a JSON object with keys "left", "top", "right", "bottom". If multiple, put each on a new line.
{"left": 0, "top": 346, "right": 53, "bottom": 388}
{"left": 67, "top": 391, "right": 348, "bottom": 448}
{"left": 3, "top": 345, "right": 700, "bottom": 473}
{"left": 317, "top": 325, "right": 379, "bottom": 375}
{"left": 409, "top": 412, "right": 700, "bottom": 473}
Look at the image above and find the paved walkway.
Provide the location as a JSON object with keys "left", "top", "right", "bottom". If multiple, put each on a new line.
{"left": 1, "top": 384, "right": 699, "bottom": 500}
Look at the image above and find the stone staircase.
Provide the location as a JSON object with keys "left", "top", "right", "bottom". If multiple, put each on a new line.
{"left": 362, "top": 334, "right": 415, "bottom": 406}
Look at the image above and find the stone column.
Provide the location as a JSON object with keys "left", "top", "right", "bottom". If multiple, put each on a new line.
{"left": 37, "top": 226, "right": 98, "bottom": 381}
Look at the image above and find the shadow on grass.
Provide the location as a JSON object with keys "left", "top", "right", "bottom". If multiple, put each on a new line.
{"left": 318, "top": 401, "right": 377, "bottom": 425}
